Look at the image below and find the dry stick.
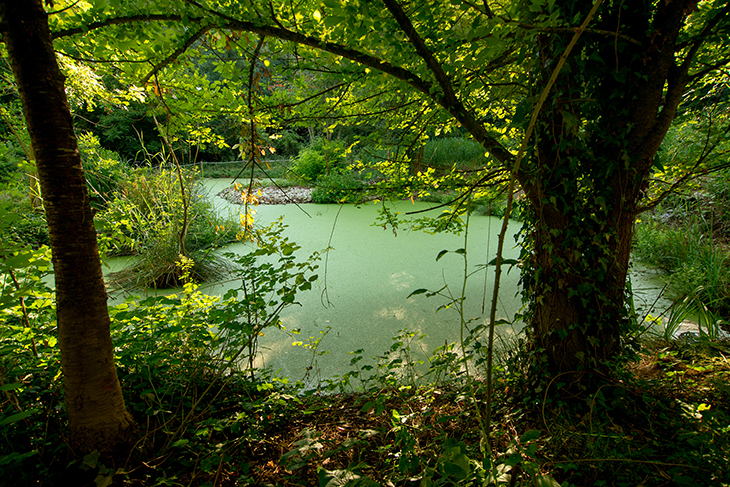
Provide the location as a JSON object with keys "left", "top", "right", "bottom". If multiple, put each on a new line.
{"left": 453, "top": 208, "right": 493, "bottom": 455}
{"left": 151, "top": 80, "right": 190, "bottom": 260}
{"left": 320, "top": 204, "right": 343, "bottom": 309}
{"left": 234, "top": 35, "right": 266, "bottom": 242}
{"left": 484, "top": 0, "right": 604, "bottom": 457}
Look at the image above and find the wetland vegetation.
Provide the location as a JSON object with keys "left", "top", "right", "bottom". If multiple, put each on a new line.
{"left": 1, "top": 1, "right": 729, "bottom": 486}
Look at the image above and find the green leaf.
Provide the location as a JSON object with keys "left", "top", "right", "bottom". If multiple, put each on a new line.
{"left": 534, "top": 474, "right": 562, "bottom": 487}
{"left": 0, "top": 383, "right": 23, "bottom": 392}
{"left": 360, "top": 400, "right": 376, "bottom": 412}
{"left": 436, "top": 249, "right": 449, "bottom": 261}
{"left": 0, "top": 409, "right": 38, "bottom": 426}
{"left": 519, "top": 429, "right": 541, "bottom": 443}
{"left": 0, "top": 450, "right": 38, "bottom": 467}
{"left": 439, "top": 446, "right": 472, "bottom": 480}
{"left": 487, "top": 258, "right": 519, "bottom": 266}
{"left": 318, "top": 467, "right": 378, "bottom": 487}
{"left": 407, "top": 288, "right": 428, "bottom": 298}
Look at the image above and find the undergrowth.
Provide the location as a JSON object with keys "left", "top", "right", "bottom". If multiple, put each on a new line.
{"left": 3, "top": 197, "right": 730, "bottom": 486}
{"left": 634, "top": 187, "right": 730, "bottom": 320}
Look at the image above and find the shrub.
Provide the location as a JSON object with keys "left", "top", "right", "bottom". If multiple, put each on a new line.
{"left": 290, "top": 138, "right": 347, "bottom": 182}
{"left": 311, "top": 172, "right": 365, "bottom": 204}
{"left": 291, "top": 147, "right": 326, "bottom": 181}
{"left": 77, "top": 132, "right": 129, "bottom": 209}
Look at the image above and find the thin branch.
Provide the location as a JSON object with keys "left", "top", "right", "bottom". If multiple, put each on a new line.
{"left": 51, "top": 2, "right": 516, "bottom": 165}
{"left": 141, "top": 26, "right": 210, "bottom": 85}
{"left": 688, "top": 57, "right": 730, "bottom": 82}
{"left": 638, "top": 120, "right": 730, "bottom": 213}
{"left": 47, "top": 0, "right": 81, "bottom": 16}
{"left": 55, "top": 50, "right": 153, "bottom": 64}
{"left": 506, "top": 19, "right": 641, "bottom": 45}
{"left": 382, "top": 0, "right": 458, "bottom": 108}
{"left": 675, "top": 2, "right": 730, "bottom": 51}
{"left": 268, "top": 81, "right": 348, "bottom": 110}
{"left": 52, "top": 13, "right": 192, "bottom": 39}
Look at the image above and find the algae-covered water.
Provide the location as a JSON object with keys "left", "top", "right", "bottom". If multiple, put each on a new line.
{"left": 195, "top": 180, "right": 523, "bottom": 387}
{"left": 108, "top": 179, "right": 672, "bottom": 388}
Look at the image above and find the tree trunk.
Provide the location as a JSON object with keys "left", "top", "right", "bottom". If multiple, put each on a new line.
{"left": 517, "top": 0, "right": 695, "bottom": 380}
{"left": 0, "top": 0, "right": 135, "bottom": 457}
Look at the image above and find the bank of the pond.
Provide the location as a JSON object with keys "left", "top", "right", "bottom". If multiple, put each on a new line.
{"left": 107, "top": 179, "right": 676, "bottom": 389}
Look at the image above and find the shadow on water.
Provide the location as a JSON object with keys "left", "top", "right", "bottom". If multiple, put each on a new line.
{"left": 107, "top": 179, "right": 674, "bottom": 389}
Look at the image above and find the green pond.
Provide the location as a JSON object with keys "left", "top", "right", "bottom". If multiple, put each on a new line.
{"left": 109, "top": 179, "right": 673, "bottom": 388}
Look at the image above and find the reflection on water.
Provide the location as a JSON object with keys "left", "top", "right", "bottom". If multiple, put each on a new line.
{"left": 107, "top": 179, "right": 674, "bottom": 388}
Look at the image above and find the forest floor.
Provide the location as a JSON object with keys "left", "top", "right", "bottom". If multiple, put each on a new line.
{"left": 79, "top": 338, "right": 728, "bottom": 487}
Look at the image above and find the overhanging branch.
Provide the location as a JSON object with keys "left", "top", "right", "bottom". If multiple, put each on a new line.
{"left": 52, "top": 3, "right": 516, "bottom": 166}
{"left": 141, "top": 26, "right": 210, "bottom": 85}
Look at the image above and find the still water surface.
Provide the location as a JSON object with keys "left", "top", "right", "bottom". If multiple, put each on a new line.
{"left": 110, "top": 179, "right": 672, "bottom": 387}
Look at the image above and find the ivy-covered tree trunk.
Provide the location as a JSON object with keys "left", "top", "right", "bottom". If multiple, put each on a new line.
{"left": 0, "top": 0, "right": 135, "bottom": 457}
{"left": 518, "top": 0, "right": 698, "bottom": 377}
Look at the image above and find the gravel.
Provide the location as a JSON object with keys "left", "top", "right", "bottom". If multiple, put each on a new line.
{"left": 217, "top": 185, "right": 314, "bottom": 205}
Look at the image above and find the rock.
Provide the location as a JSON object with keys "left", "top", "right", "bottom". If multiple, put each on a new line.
{"left": 218, "top": 185, "right": 313, "bottom": 205}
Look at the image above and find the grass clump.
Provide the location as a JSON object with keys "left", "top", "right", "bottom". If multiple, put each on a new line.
{"left": 634, "top": 209, "right": 730, "bottom": 319}
{"left": 98, "top": 166, "right": 240, "bottom": 289}
{"left": 423, "top": 137, "right": 486, "bottom": 172}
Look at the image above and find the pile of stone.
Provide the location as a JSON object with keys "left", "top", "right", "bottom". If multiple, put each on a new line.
{"left": 218, "top": 185, "right": 314, "bottom": 205}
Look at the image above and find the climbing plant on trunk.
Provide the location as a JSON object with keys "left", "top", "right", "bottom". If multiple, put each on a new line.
{"left": 0, "top": 0, "right": 136, "bottom": 457}
{"left": 517, "top": 0, "right": 730, "bottom": 377}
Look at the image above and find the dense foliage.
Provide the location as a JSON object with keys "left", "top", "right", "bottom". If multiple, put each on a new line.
{"left": 1, "top": 0, "right": 730, "bottom": 484}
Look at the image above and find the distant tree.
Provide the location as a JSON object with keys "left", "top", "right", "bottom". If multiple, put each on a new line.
{"left": 0, "top": 0, "right": 135, "bottom": 457}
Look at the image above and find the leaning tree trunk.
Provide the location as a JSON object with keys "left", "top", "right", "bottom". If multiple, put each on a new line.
{"left": 0, "top": 0, "right": 135, "bottom": 457}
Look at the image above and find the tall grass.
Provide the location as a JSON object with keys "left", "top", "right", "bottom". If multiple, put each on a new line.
{"left": 99, "top": 167, "right": 239, "bottom": 289}
{"left": 423, "top": 137, "right": 486, "bottom": 170}
{"left": 634, "top": 218, "right": 730, "bottom": 318}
